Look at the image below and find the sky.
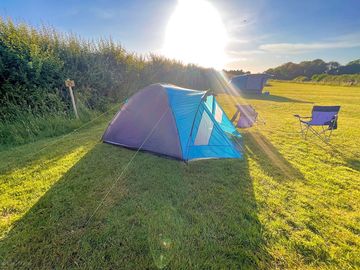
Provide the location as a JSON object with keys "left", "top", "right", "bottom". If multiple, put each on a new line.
{"left": 1, "top": 0, "right": 360, "bottom": 72}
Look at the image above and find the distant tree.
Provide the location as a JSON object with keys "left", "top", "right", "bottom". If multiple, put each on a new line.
{"left": 222, "top": 69, "right": 250, "bottom": 79}
{"left": 299, "top": 59, "right": 327, "bottom": 78}
{"left": 337, "top": 59, "right": 360, "bottom": 74}
{"left": 326, "top": 61, "right": 341, "bottom": 74}
{"left": 347, "top": 59, "right": 360, "bottom": 65}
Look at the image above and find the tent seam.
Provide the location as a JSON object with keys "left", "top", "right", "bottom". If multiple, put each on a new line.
{"left": 184, "top": 93, "right": 207, "bottom": 160}
{"left": 201, "top": 104, "right": 242, "bottom": 157}
{"left": 163, "top": 86, "right": 185, "bottom": 160}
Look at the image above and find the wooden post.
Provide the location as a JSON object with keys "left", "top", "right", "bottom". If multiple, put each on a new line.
{"left": 65, "top": 79, "right": 78, "bottom": 119}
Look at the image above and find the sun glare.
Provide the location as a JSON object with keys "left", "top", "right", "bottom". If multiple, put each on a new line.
{"left": 163, "top": 0, "right": 228, "bottom": 69}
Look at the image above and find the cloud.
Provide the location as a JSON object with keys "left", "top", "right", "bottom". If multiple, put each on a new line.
{"left": 227, "top": 49, "right": 264, "bottom": 56}
{"left": 228, "top": 34, "right": 273, "bottom": 46}
{"left": 225, "top": 49, "right": 263, "bottom": 63}
{"left": 225, "top": 49, "right": 265, "bottom": 68}
{"left": 259, "top": 35, "right": 360, "bottom": 54}
{"left": 228, "top": 38, "right": 250, "bottom": 44}
{"left": 226, "top": 57, "right": 248, "bottom": 62}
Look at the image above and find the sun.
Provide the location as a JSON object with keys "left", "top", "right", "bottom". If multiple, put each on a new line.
{"left": 162, "top": 0, "right": 228, "bottom": 69}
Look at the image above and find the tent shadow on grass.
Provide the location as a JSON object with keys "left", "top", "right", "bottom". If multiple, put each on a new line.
{"left": 345, "top": 158, "right": 360, "bottom": 172}
{"left": 0, "top": 129, "right": 103, "bottom": 176}
{"left": 0, "top": 143, "right": 271, "bottom": 269}
{"left": 240, "top": 93, "right": 313, "bottom": 104}
{"left": 244, "top": 132, "right": 304, "bottom": 181}
{"left": 314, "top": 143, "right": 360, "bottom": 173}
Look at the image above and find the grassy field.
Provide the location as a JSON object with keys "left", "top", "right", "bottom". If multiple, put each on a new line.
{"left": 0, "top": 81, "right": 359, "bottom": 269}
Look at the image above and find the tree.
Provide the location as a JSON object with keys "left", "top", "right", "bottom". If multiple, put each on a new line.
{"left": 265, "top": 59, "right": 360, "bottom": 80}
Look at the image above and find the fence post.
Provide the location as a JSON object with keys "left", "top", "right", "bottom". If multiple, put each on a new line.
{"left": 65, "top": 79, "right": 79, "bottom": 119}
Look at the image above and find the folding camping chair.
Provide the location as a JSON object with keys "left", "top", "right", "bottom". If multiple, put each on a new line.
{"left": 294, "top": 106, "right": 340, "bottom": 142}
{"left": 231, "top": 104, "right": 260, "bottom": 128}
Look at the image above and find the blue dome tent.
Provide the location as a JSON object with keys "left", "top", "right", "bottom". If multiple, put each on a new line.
{"left": 103, "top": 84, "right": 243, "bottom": 161}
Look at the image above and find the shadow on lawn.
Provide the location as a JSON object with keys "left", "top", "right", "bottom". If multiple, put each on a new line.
{"left": 0, "top": 143, "right": 271, "bottom": 269}
{"left": 240, "top": 93, "right": 313, "bottom": 104}
{"left": 345, "top": 158, "right": 360, "bottom": 172}
{"left": 244, "top": 132, "right": 304, "bottom": 181}
{"left": 0, "top": 131, "right": 101, "bottom": 175}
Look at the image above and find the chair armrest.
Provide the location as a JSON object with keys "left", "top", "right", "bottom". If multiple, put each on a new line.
{"left": 293, "top": 115, "right": 311, "bottom": 119}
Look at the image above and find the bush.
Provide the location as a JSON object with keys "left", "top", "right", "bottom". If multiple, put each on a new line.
{"left": 311, "top": 74, "right": 360, "bottom": 86}
{"left": 293, "top": 76, "right": 309, "bottom": 82}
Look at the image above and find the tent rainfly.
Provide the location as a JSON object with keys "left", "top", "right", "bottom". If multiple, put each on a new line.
{"left": 230, "top": 74, "right": 271, "bottom": 94}
{"left": 102, "top": 84, "right": 243, "bottom": 161}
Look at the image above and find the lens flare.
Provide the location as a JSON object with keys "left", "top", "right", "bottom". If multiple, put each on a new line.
{"left": 163, "top": 0, "right": 227, "bottom": 69}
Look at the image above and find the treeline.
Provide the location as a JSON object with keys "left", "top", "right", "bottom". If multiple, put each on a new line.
{"left": 0, "top": 17, "right": 226, "bottom": 145}
{"left": 266, "top": 59, "right": 360, "bottom": 80}
{"left": 222, "top": 69, "right": 250, "bottom": 78}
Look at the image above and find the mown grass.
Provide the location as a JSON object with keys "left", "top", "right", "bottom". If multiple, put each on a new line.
{"left": 0, "top": 81, "right": 359, "bottom": 269}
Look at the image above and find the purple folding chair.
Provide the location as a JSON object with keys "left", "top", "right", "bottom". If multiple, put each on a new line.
{"left": 294, "top": 106, "right": 340, "bottom": 142}
{"left": 231, "top": 104, "right": 259, "bottom": 128}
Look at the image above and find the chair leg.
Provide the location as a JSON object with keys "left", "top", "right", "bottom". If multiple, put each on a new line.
{"left": 321, "top": 126, "right": 327, "bottom": 142}
{"left": 298, "top": 121, "right": 308, "bottom": 139}
{"left": 308, "top": 127, "right": 319, "bottom": 141}
{"left": 325, "top": 128, "right": 333, "bottom": 142}
{"left": 304, "top": 125, "right": 310, "bottom": 140}
{"left": 299, "top": 121, "right": 303, "bottom": 137}
{"left": 319, "top": 126, "right": 334, "bottom": 143}
{"left": 309, "top": 126, "right": 332, "bottom": 144}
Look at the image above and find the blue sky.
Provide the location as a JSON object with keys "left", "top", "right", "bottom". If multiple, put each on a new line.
{"left": 1, "top": 0, "right": 360, "bottom": 72}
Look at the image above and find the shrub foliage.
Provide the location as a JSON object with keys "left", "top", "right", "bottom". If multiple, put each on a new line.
{"left": 311, "top": 74, "right": 360, "bottom": 86}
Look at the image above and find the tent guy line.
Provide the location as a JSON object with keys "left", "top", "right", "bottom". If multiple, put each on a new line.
{"left": 0, "top": 101, "right": 129, "bottom": 237}
{"left": 0, "top": 101, "right": 126, "bottom": 172}
{"left": 83, "top": 107, "right": 170, "bottom": 228}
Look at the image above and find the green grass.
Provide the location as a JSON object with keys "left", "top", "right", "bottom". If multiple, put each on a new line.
{"left": 0, "top": 100, "right": 101, "bottom": 148}
{"left": 1, "top": 81, "right": 359, "bottom": 269}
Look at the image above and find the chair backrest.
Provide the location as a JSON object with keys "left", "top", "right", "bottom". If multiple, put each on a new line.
{"left": 311, "top": 106, "right": 340, "bottom": 125}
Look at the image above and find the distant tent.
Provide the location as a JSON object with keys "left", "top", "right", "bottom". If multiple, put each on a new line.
{"left": 103, "top": 84, "right": 243, "bottom": 161}
{"left": 230, "top": 74, "right": 271, "bottom": 94}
